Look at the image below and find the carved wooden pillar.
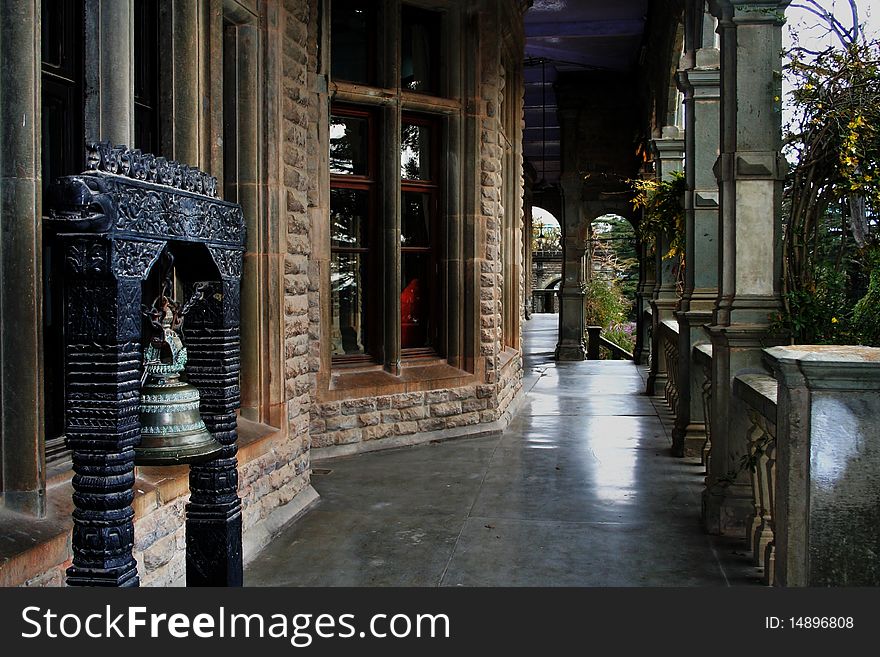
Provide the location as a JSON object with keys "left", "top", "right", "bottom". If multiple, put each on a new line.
{"left": 183, "top": 262, "right": 244, "bottom": 586}
{"left": 62, "top": 236, "right": 160, "bottom": 586}
{"left": 50, "top": 142, "right": 245, "bottom": 587}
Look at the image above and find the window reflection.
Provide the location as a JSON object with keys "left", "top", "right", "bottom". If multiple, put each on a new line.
{"left": 401, "top": 253, "right": 429, "bottom": 349}
{"left": 401, "top": 123, "right": 431, "bottom": 180}
{"left": 331, "top": 253, "right": 369, "bottom": 356}
{"left": 330, "top": 115, "right": 369, "bottom": 175}
{"left": 401, "top": 191, "right": 431, "bottom": 247}
{"left": 331, "top": 188, "right": 369, "bottom": 247}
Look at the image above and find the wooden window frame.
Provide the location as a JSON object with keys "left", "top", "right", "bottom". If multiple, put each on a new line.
{"left": 330, "top": 105, "right": 381, "bottom": 365}
{"left": 400, "top": 113, "right": 443, "bottom": 358}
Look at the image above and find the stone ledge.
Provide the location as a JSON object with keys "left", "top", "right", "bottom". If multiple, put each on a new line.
{"left": 764, "top": 345, "right": 880, "bottom": 390}
{"left": 322, "top": 360, "right": 476, "bottom": 400}
{"left": 694, "top": 342, "right": 713, "bottom": 366}
{"left": 733, "top": 372, "right": 778, "bottom": 422}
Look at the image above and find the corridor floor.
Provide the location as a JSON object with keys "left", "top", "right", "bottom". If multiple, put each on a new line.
{"left": 245, "top": 314, "right": 762, "bottom": 586}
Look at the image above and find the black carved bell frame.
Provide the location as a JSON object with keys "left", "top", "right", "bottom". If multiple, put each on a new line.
{"left": 47, "top": 142, "right": 246, "bottom": 587}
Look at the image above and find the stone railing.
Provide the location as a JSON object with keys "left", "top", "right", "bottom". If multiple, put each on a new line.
{"left": 659, "top": 320, "right": 680, "bottom": 417}
{"left": 699, "top": 343, "right": 880, "bottom": 586}
{"left": 694, "top": 344, "right": 713, "bottom": 468}
{"left": 733, "top": 373, "right": 778, "bottom": 585}
{"left": 763, "top": 346, "right": 880, "bottom": 586}
{"left": 586, "top": 326, "right": 634, "bottom": 361}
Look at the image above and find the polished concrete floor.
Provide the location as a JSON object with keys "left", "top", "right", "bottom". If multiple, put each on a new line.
{"left": 246, "top": 314, "right": 762, "bottom": 586}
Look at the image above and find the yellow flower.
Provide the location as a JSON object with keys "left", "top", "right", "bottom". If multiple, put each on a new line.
{"left": 831, "top": 317, "right": 839, "bottom": 324}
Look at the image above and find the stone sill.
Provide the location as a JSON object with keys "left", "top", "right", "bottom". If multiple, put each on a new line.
{"left": 321, "top": 358, "right": 475, "bottom": 401}
{"left": 733, "top": 373, "right": 778, "bottom": 422}
{"left": 764, "top": 344, "right": 880, "bottom": 390}
{"left": 499, "top": 346, "right": 519, "bottom": 373}
{"left": 0, "top": 417, "right": 280, "bottom": 587}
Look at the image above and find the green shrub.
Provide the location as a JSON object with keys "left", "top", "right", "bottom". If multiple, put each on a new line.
{"left": 584, "top": 276, "right": 635, "bottom": 355}
{"left": 853, "top": 248, "right": 880, "bottom": 346}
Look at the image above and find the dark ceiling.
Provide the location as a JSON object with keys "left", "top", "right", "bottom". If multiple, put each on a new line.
{"left": 524, "top": 0, "right": 648, "bottom": 185}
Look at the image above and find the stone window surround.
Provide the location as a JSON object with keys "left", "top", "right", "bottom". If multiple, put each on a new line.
{"left": 318, "top": 0, "right": 478, "bottom": 396}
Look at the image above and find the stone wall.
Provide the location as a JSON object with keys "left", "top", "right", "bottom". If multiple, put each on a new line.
{"left": 309, "top": 1, "right": 525, "bottom": 454}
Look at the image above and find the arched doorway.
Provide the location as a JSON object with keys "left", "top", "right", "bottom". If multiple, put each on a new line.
{"left": 587, "top": 214, "right": 638, "bottom": 357}
{"left": 530, "top": 206, "right": 562, "bottom": 315}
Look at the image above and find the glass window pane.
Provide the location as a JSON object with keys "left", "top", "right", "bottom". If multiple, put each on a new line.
{"left": 401, "top": 191, "right": 431, "bottom": 247}
{"left": 330, "top": 114, "right": 369, "bottom": 175}
{"left": 331, "top": 253, "right": 369, "bottom": 356}
{"left": 331, "top": 0, "right": 373, "bottom": 85}
{"left": 401, "top": 123, "right": 431, "bottom": 180}
{"left": 331, "top": 188, "right": 370, "bottom": 247}
{"left": 401, "top": 5, "right": 440, "bottom": 94}
{"left": 401, "top": 253, "right": 430, "bottom": 349}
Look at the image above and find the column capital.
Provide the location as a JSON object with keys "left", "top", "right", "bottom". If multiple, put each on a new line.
{"left": 710, "top": 0, "right": 790, "bottom": 25}
{"left": 652, "top": 127, "right": 685, "bottom": 180}
{"left": 677, "top": 63, "right": 720, "bottom": 97}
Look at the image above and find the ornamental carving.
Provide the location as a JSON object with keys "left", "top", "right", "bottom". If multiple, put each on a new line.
{"left": 113, "top": 240, "right": 165, "bottom": 280}
{"left": 86, "top": 141, "right": 219, "bottom": 198}
{"left": 47, "top": 142, "right": 244, "bottom": 587}
{"left": 207, "top": 246, "right": 244, "bottom": 279}
{"left": 66, "top": 239, "right": 109, "bottom": 276}
{"left": 49, "top": 144, "right": 245, "bottom": 247}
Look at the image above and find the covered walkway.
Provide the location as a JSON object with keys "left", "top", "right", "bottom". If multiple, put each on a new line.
{"left": 245, "top": 315, "right": 759, "bottom": 586}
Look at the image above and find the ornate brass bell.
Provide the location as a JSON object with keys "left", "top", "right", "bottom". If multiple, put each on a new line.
{"left": 135, "top": 272, "right": 223, "bottom": 466}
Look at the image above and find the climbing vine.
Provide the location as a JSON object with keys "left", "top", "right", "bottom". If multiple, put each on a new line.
{"left": 778, "top": 2, "right": 880, "bottom": 344}
{"left": 629, "top": 169, "right": 686, "bottom": 261}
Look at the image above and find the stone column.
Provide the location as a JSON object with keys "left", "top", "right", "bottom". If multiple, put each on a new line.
{"left": 702, "top": 0, "right": 788, "bottom": 535}
{"left": 632, "top": 238, "right": 654, "bottom": 365}
{"left": 766, "top": 346, "right": 880, "bottom": 586}
{"left": 555, "top": 171, "right": 587, "bottom": 361}
{"left": 672, "top": 8, "right": 721, "bottom": 457}
{"left": 159, "top": 0, "right": 219, "bottom": 165}
{"left": 84, "top": 0, "right": 135, "bottom": 146}
{"left": 0, "top": 0, "right": 45, "bottom": 516}
{"left": 646, "top": 127, "right": 684, "bottom": 395}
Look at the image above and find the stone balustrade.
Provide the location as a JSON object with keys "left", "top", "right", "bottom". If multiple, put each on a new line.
{"left": 733, "top": 373, "right": 778, "bottom": 585}
{"left": 703, "top": 345, "right": 880, "bottom": 586}
{"left": 660, "top": 320, "right": 680, "bottom": 418}
{"left": 763, "top": 346, "right": 880, "bottom": 586}
{"left": 694, "top": 343, "right": 713, "bottom": 469}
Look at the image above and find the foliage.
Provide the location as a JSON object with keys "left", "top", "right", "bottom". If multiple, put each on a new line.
{"left": 584, "top": 276, "right": 635, "bottom": 355}
{"left": 531, "top": 222, "right": 561, "bottom": 251}
{"left": 772, "top": 261, "right": 852, "bottom": 343}
{"left": 602, "top": 321, "right": 636, "bottom": 355}
{"left": 781, "top": 6, "right": 880, "bottom": 344}
{"left": 592, "top": 215, "right": 639, "bottom": 319}
{"left": 629, "top": 169, "right": 686, "bottom": 260}
{"left": 852, "top": 247, "right": 880, "bottom": 345}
